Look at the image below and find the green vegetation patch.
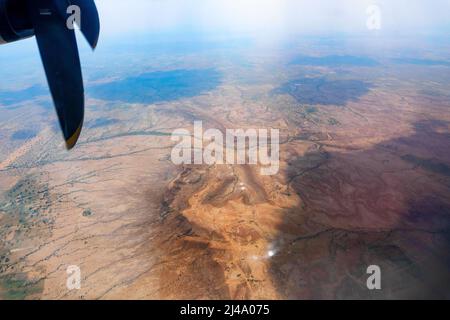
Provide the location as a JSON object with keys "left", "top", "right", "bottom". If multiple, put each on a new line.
{"left": 0, "top": 274, "right": 44, "bottom": 300}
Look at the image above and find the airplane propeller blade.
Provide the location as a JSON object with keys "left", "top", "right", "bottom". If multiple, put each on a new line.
{"left": 53, "top": 0, "right": 100, "bottom": 49}
{"left": 27, "top": 0, "right": 84, "bottom": 149}
{"left": 70, "top": 0, "right": 100, "bottom": 49}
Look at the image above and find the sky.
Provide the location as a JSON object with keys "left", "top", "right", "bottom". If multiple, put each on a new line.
{"left": 95, "top": 0, "right": 450, "bottom": 37}
{"left": 1, "top": 0, "right": 450, "bottom": 79}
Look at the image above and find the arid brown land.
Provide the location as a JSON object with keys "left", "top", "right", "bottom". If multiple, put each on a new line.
{"left": 1, "top": 38, "right": 450, "bottom": 299}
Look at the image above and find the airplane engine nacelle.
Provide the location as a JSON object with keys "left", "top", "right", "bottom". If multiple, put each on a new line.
{"left": 0, "top": 0, "right": 34, "bottom": 44}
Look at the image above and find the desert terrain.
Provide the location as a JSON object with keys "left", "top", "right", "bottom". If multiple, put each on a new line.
{"left": 1, "top": 36, "right": 450, "bottom": 299}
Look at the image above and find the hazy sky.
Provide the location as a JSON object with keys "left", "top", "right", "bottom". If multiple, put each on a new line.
{"left": 96, "top": 0, "right": 450, "bottom": 37}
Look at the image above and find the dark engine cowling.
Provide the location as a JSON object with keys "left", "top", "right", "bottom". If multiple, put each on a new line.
{"left": 0, "top": 0, "right": 34, "bottom": 44}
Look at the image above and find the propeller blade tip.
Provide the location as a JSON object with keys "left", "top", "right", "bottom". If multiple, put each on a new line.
{"left": 65, "top": 123, "right": 83, "bottom": 150}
